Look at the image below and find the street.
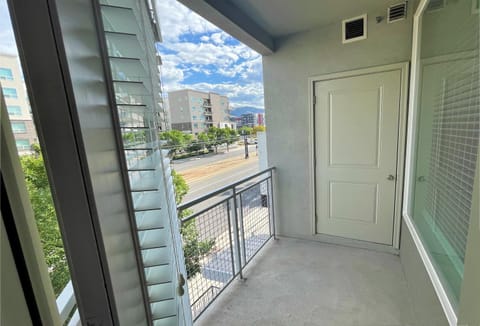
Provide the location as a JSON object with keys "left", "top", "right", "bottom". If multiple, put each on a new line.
{"left": 171, "top": 144, "right": 260, "bottom": 204}
{"left": 171, "top": 144, "right": 258, "bottom": 172}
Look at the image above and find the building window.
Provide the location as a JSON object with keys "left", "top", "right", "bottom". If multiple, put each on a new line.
{"left": 3, "top": 87, "right": 18, "bottom": 98}
{"left": 7, "top": 105, "right": 22, "bottom": 116}
{"left": 11, "top": 122, "right": 27, "bottom": 133}
{"left": 15, "top": 139, "right": 30, "bottom": 150}
{"left": 0, "top": 67, "right": 13, "bottom": 80}
{"left": 193, "top": 123, "right": 198, "bottom": 128}
{"left": 192, "top": 115, "right": 197, "bottom": 120}
{"left": 409, "top": 0, "right": 479, "bottom": 310}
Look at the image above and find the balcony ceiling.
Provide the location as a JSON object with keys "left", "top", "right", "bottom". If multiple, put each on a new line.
{"left": 229, "top": 0, "right": 387, "bottom": 37}
{"left": 178, "top": 0, "right": 396, "bottom": 55}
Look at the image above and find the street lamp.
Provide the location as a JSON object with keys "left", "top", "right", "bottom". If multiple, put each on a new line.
{"left": 241, "top": 129, "right": 249, "bottom": 159}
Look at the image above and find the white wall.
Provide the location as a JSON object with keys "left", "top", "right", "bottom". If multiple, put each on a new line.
{"left": 263, "top": 0, "right": 418, "bottom": 237}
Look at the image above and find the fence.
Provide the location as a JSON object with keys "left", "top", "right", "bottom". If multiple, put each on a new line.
{"left": 177, "top": 167, "right": 276, "bottom": 321}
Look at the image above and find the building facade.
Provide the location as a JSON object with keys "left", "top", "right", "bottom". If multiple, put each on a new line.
{"left": 0, "top": 54, "right": 37, "bottom": 154}
{"left": 239, "top": 112, "right": 264, "bottom": 128}
{"left": 168, "top": 89, "right": 231, "bottom": 134}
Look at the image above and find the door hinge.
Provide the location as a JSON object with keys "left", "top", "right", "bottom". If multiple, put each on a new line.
{"left": 313, "top": 95, "right": 317, "bottom": 105}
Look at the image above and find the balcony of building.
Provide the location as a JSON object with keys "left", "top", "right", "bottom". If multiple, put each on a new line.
{"left": 204, "top": 108, "right": 212, "bottom": 116}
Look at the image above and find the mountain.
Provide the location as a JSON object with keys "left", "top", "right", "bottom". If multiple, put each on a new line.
{"left": 230, "top": 106, "right": 264, "bottom": 117}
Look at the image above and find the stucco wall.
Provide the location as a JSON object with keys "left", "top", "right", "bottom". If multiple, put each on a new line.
{"left": 263, "top": 0, "right": 418, "bottom": 238}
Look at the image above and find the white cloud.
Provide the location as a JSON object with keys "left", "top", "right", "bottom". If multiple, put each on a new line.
{"left": 155, "top": 0, "right": 264, "bottom": 109}
{"left": 155, "top": 0, "right": 219, "bottom": 43}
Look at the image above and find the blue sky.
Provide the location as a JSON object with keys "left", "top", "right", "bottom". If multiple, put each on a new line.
{"left": 0, "top": 0, "right": 264, "bottom": 109}
{"left": 154, "top": 0, "right": 264, "bottom": 109}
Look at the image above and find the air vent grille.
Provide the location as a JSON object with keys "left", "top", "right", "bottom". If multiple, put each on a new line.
{"left": 388, "top": 2, "right": 407, "bottom": 23}
{"left": 342, "top": 15, "right": 367, "bottom": 44}
{"left": 427, "top": 0, "right": 446, "bottom": 12}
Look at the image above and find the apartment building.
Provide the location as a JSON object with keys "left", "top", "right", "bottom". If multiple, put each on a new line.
{"left": 0, "top": 54, "right": 37, "bottom": 154}
{"left": 239, "top": 112, "right": 264, "bottom": 128}
{"left": 168, "top": 89, "right": 231, "bottom": 133}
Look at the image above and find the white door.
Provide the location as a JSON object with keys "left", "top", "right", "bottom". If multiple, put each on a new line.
{"left": 315, "top": 69, "right": 402, "bottom": 245}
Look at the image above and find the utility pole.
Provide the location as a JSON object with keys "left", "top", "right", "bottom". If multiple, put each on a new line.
{"left": 242, "top": 130, "right": 249, "bottom": 159}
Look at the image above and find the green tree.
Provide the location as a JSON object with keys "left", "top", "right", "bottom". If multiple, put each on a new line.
{"left": 172, "top": 170, "right": 215, "bottom": 278}
{"left": 238, "top": 126, "right": 253, "bottom": 136}
{"left": 252, "top": 125, "right": 266, "bottom": 135}
{"left": 159, "top": 130, "right": 193, "bottom": 155}
{"left": 20, "top": 146, "right": 70, "bottom": 296}
{"left": 197, "top": 132, "right": 210, "bottom": 150}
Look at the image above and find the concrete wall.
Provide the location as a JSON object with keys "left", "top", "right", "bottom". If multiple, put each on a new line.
{"left": 168, "top": 90, "right": 193, "bottom": 127}
{"left": 400, "top": 222, "right": 450, "bottom": 326}
{"left": 263, "top": 0, "right": 418, "bottom": 238}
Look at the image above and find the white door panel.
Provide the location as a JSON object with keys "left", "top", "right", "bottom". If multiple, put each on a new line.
{"left": 315, "top": 70, "right": 402, "bottom": 245}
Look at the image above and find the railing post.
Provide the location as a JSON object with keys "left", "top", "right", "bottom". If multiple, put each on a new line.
{"left": 231, "top": 187, "right": 245, "bottom": 280}
{"left": 269, "top": 170, "right": 277, "bottom": 240}
{"left": 238, "top": 194, "right": 247, "bottom": 266}
{"left": 226, "top": 200, "right": 236, "bottom": 278}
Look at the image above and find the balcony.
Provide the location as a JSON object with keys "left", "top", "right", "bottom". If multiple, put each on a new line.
{"left": 178, "top": 168, "right": 275, "bottom": 321}
{"left": 177, "top": 168, "right": 415, "bottom": 325}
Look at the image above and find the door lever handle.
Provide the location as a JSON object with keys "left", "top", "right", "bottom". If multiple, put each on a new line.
{"left": 387, "top": 174, "right": 396, "bottom": 181}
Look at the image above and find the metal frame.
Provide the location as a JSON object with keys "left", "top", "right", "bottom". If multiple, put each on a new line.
{"left": 178, "top": 167, "right": 276, "bottom": 321}
{"left": 402, "top": 0, "right": 458, "bottom": 324}
{"left": 7, "top": 0, "right": 118, "bottom": 324}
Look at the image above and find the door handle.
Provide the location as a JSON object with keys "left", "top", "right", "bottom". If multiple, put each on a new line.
{"left": 387, "top": 174, "right": 396, "bottom": 181}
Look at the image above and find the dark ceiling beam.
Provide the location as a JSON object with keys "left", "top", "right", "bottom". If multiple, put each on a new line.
{"left": 178, "top": 0, "right": 275, "bottom": 55}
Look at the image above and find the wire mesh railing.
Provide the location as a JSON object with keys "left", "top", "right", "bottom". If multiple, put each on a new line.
{"left": 177, "top": 167, "right": 276, "bottom": 321}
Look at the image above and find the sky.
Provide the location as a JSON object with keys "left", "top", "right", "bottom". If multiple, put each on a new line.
{"left": 154, "top": 0, "right": 264, "bottom": 109}
{"left": 0, "top": 0, "right": 264, "bottom": 110}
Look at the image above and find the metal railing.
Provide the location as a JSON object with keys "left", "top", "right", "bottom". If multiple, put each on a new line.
{"left": 56, "top": 280, "right": 81, "bottom": 325}
{"left": 178, "top": 167, "right": 276, "bottom": 321}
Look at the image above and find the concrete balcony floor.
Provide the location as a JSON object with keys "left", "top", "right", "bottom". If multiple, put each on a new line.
{"left": 196, "top": 238, "right": 414, "bottom": 326}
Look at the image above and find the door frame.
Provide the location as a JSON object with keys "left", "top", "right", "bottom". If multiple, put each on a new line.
{"left": 308, "top": 62, "right": 410, "bottom": 249}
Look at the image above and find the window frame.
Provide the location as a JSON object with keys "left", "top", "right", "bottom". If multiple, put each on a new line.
{"left": 0, "top": 67, "right": 14, "bottom": 80}
{"left": 3, "top": 87, "right": 18, "bottom": 98}
{"left": 7, "top": 105, "right": 22, "bottom": 116}
{"left": 402, "top": 0, "right": 461, "bottom": 324}
{"left": 11, "top": 121, "right": 27, "bottom": 133}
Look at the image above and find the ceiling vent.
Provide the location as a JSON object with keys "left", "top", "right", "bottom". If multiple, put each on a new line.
{"left": 387, "top": 2, "right": 408, "bottom": 23}
{"left": 427, "top": 0, "right": 446, "bottom": 12}
{"left": 342, "top": 14, "right": 367, "bottom": 44}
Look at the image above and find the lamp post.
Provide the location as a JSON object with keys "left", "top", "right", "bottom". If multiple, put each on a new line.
{"left": 242, "top": 129, "right": 249, "bottom": 159}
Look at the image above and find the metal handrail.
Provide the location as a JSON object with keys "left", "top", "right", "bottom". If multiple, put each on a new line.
{"left": 178, "top": 167, "right": 276, "bottom": 321}
{"left": 178, "top": 167, "right": 275, "bottom": 211}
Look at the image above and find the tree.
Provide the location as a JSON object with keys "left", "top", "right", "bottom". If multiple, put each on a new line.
{"left": 238, "top": 126, "right": 253, "bottom": 136}
{"left": 172, "top": 170, "right": 215, "bottom": 278}
{"left": 159, "top": 130, "right": 193, "bottom": 154}
{"left": 20, "top": 147, "right": 70, "bottom": 296}
{"left": 252, "top": 125, "right": 266, "bottom": 135}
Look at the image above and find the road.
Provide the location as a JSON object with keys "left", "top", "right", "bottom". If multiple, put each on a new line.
{"left": 171, "top": 144, "right": 258, "bottom": 172}
{"left": 181, "top": 157, "right": 259, "bottom": 203}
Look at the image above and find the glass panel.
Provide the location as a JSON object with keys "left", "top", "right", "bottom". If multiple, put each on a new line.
{"left": 2, "top": 86, "right": 17, "bottom": 98}
{"left": 15, "top": 138, "right": 30, "bottom": 149}
{"left": 7, "top": 105, "right": 22, "bottom": 115}
{"left": 11, "top": 121, "right": 26, "bottom": 133}
{"left": 2, "top": 1, "right": 73, "bottom": 312}
{"left": 0, "top": 67, "right": 13, "bottom": 80}
{"left": 412, "top": 0, "right": 479, "bottom": 309}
